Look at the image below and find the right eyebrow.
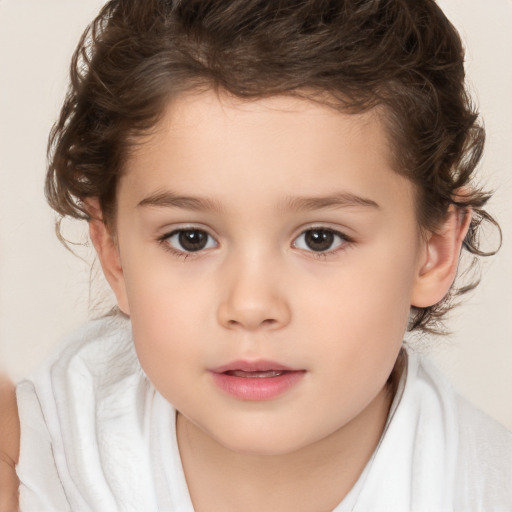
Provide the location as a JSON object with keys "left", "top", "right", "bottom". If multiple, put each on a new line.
{"left": 137, "top": 191, "right": 225, "bottom": 213}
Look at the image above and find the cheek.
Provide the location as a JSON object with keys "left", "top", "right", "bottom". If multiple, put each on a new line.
{"left": 302, "top": 245, "right": 416, "bottom": 381}
{"left": 130, "top": 304, "right": 207, "bottom": 411}
{"left": 122, "top": 260, "right": 211, "bottom": 386}
{"left": 307, "top": 247, "right": 415, "bottom": 334}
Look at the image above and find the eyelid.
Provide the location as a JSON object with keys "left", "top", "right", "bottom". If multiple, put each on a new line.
{"left": 291, "top": 226, "right": 352, "bottom": 255}
{"left": 158, "top": 224, "right": 219, "bottom": 256}
{"left": 156, "top": 223, "right": 353, "bottom": 259}
{"left": 157, "top": 222, "right": 218, "bottom": 242}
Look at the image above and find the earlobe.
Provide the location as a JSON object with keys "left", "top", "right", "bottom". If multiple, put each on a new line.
{"left": 411, "top": 206, "right": 471, "bottom": 308}
{"left": 86, "top": 200, "right": 131, "bottom": 316}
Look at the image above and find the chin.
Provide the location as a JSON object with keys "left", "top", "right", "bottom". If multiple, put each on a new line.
{"left": 209, "top": 424, "right": 315, "bottom": 457}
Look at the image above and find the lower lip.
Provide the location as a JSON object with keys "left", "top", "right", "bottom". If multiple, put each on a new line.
{"left": 210, "top": 371, "right": 305, "bottom": 401}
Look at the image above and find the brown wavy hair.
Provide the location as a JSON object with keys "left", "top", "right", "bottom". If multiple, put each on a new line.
{"left": 45, "top": 0, "right": 499, "bottom": 334}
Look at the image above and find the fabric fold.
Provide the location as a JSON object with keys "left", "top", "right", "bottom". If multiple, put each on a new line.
{"left": 17, "top": 315, "right": 512, "bottom": 511}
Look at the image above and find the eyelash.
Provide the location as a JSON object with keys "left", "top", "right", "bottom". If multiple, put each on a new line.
{"left": 292, "top": 227, "right": 352, "bottom": 258}
{"left": 158, "top": 226, "right": 353, "bottom": 259}
{"left": 158, "top": 227, "right": 218, "bottom": 260}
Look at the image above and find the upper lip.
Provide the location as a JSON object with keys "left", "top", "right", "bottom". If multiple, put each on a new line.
{"left": 210, "top": 360, "right": 299, "bottom": 373}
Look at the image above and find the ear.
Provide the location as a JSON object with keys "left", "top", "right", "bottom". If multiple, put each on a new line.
{"left": 411, "top": 205, "right": 471, "bottom": 308}
{"left": 86, "top": 199, "right": 130, "bottom": 316}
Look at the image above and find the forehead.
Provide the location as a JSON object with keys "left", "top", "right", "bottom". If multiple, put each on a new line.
{"left": 119, "top": 89, "right": 415, "bottom": 216}
{"left": 153, "top": 90, "right": 388, "bottom": 153}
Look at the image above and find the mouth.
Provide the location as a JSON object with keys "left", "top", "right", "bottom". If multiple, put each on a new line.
{"left": 209, "top": 360, "right": 305, "bottom": 401}
{"left": 223, "top": 369, "right": 288, "bottom": 378}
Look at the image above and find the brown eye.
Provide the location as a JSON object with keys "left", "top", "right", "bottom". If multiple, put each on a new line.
{"left": 167, "top": 229, "right": 217, "bottom": 252}
{"left": 293, "top": 228, "right": 346, "bottom": 252}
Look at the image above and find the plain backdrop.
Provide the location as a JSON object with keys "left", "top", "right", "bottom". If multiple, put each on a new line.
{"left": 1, "top": 0, "right": 511, "bottom": 429}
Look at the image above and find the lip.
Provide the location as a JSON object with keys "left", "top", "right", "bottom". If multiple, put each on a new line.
{"left": 209, "top": 360, "right": 306, "bottom": 401}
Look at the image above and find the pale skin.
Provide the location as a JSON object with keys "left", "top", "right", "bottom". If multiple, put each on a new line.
{"left": 89, "top": 90, "right": 470, "bottom": 512}
{"left": 0, "top": 375, "right": 19, "bottom": 512}
{"left": 1, "top": 90, "right": 469, "bottom": 511}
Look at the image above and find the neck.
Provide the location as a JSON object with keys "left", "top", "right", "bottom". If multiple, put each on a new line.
{"left": 177, "top": 385, "right": 393, "bottom": 512}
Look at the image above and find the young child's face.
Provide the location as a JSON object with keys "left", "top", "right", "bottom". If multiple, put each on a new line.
{"left": 101, "top": 90, "right": 431, "bottom": 455}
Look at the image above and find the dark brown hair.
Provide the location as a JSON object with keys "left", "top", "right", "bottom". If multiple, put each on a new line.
{"left": 45, "top": 0, "right": 499, "bottom": 333}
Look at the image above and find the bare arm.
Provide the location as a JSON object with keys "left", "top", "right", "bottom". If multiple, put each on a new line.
{"left": 0, "top": 375, "right": 19, "bottom": 512}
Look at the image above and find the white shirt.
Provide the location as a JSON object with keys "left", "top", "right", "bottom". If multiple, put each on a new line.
{"left": 16, "top": 314, "right": 512, "bottom": 511}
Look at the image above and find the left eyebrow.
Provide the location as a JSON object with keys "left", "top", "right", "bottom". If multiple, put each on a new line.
{"left": 281, "top": 192, "right": 380, "bottom": 212}
{"left": 137, "top": 191, "right": 225, "bottom": 213}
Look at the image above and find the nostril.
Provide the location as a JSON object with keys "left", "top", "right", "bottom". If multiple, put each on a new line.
{"left": 217, "top": 293, "right": 291, "bottom": 331}
{"left": 226, "top": 317, "right": 278, "bottom": 329}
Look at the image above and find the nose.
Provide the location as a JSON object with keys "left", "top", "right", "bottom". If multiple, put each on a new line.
{"left": 217, "top": 254, "right": 291, "bottom": 331}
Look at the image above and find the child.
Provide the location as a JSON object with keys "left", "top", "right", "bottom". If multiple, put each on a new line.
{"left": 14, "top": 0, "right": 512, "bottom": 510}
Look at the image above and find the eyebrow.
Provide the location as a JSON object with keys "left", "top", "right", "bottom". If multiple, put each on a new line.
{"left": 281, "top": 192, "right": 380, "bottom": 212}
{"left": 138, "top": 191, "right": 225, "bottom": 212}
{"left": 137, "top": 190, "right": 379, "bottom": 213}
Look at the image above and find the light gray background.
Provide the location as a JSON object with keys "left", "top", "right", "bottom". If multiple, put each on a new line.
{"left": 1, "top": 0, "right": 511, "bottom": 429}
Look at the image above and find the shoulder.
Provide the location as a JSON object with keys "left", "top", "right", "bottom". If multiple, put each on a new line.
{"left": 452, "top": 392, "right": 512, "bottom": 508}
{"left": 18, "top": 313, "right": 141, "bottom": 403}
{"left": 353, "top": 351, "right": 511, "bottom": 511}
{"left": 16, "top": 313, "right": 148, "bottom": 440}
{"left": 412, "top": 352, "right": 512, "bottom": 451}
{"left": 410, "top": 352, "right": 512, "bottom": 509}
{"left": 35, "top": 313, "right": 137, "bottom": 378}
{"left": 16, "top": 314, "right": 161, "bottom": 511}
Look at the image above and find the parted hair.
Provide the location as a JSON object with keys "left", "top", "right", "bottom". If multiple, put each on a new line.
{"left": 46, "top": 0, "right": 499, "bottom": 333}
